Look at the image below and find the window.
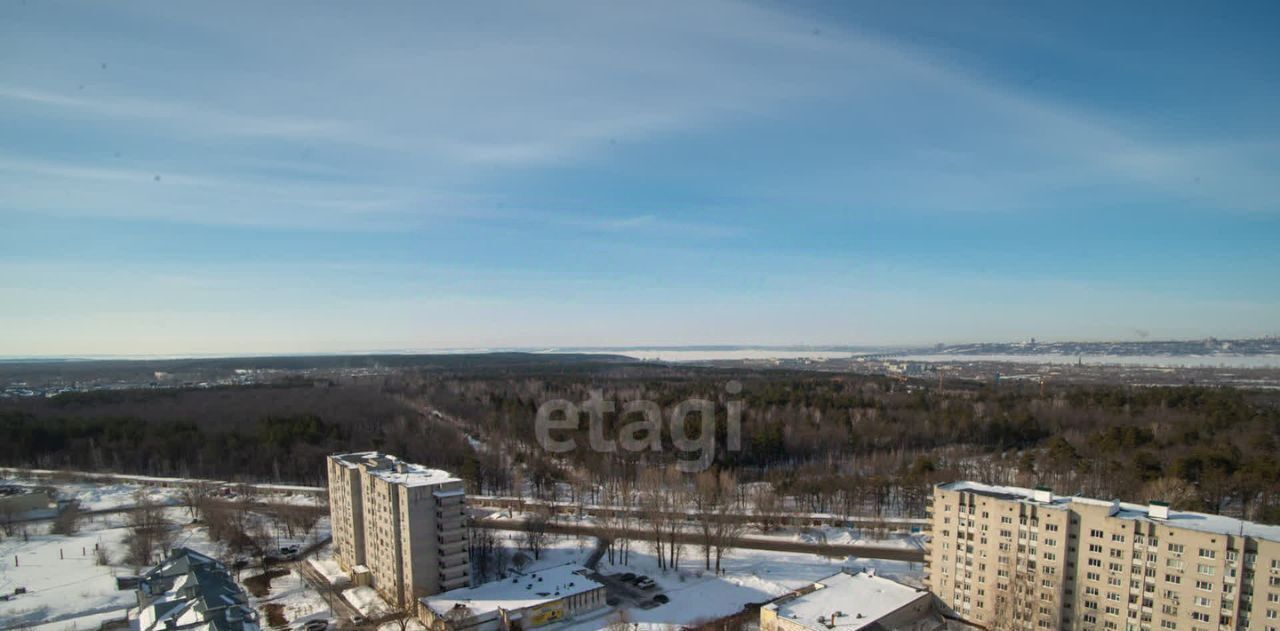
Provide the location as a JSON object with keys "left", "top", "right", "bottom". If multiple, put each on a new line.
{"left": 1091, "top": 529, "right": 1105, "bottom": 538}
{"left": 1091, "top": 544, "right": 1104, "bottom": 553}
{"left": 1199, "top": 548, "right": 1216, "bottom": 559}
{"left": 1169, "top": 544, "right": 1185, "bottom": 554}
{"left": 1195, "top": 580, "right": 1214, "bottom": 591}
{"left": 1113, "top": 534, "right": 1126, "bottom": 543}
{"left": 1197, "top": 564, "right": 1214, "bottom": 576}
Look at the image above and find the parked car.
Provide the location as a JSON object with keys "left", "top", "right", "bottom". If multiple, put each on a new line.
{"left": 653, "top": 594, "right": 670, "bottom": 604}
{"left": 635, "top": 577, "right": 656, "bottom": 590}
{"left": 301, "top": 620, "right": 329, "bottom": 631}
{"left": 619, "top": 572, "right": 636, "bottom": 582}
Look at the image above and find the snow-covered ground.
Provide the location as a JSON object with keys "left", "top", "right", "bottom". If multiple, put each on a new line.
{"left": 244, "top": 567, "right": 332, "bottom": 629}
{"left": 0, "top": 469, "right": 327, "bottom": 512}
{"left": 477, "top": 531, "right": 923, "bottom": 631}
{"left": 1, "top": 476, "right": 332, "bottom": 631}
{"left": 4, "top": 475, "right": 926, "bottom": 630}
{"left": 308, "top": 552, "right": 349, "bottom": 587}
{"left": 0, "top": 516, "right": 135, "bottom": 630}
{"left": 344, "top": 585, "right": 393, "bottom": 618}
{"left": 751, "top": 525, "right": 925, "bottom": 549}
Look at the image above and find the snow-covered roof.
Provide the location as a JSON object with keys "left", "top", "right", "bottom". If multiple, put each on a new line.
{"left": 763, "top": 571, "right": 932, "bottom": 631}
{"left": 939, "top": 481, "right": 1280, "bottom": 542}
{"left": 331, "top": 451, "right": 461, "bottom": 487}
{"left": 134, "top": 547, "right": 259, "bottom": 631}
{"left": 421, "top": 564, "right": 603, "bottom": 620}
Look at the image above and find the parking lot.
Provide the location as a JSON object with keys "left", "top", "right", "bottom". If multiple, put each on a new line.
{"left": 587, "top": 570, "right": 670, "bottom": 611}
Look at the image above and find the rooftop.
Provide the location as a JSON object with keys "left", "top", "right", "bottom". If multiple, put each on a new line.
{"left": 421, "top": 564, "right": 602, "bottom": 620}
{"left": 331, "top": 451, "right": 460, "bottom": 487}
{"left": 135, "top": 547, "right": 259, "bottom": 631}
{"left": 939, "top": 481, "right": 1280, "bottom": 542}
{"left": 763, "top": 571, "right": 932, "bottom": 631}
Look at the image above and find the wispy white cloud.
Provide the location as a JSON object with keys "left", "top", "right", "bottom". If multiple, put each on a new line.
{"left": 2, "top": 0, "right": 1277, "bottom": 231}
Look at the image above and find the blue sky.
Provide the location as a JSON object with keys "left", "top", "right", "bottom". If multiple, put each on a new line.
{"left": 2, "top": 1, "right": 1278, "bottom": 356}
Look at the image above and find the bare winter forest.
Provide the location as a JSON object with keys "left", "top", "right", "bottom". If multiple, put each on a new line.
{"left": 3, "top": 356, "right": 1278, "bottom": 525}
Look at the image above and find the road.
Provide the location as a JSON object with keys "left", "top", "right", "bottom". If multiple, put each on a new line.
{"left": 5, "top": 466, "right": 927, "bottom": 532}
{"left": 474, "top": 516, "right": 926, "bottom": 563}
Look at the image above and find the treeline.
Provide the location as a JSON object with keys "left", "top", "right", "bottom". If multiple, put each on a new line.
{"left": 3, "top": 362, "right": 1278, "bottom": 525}
{"left": 0, "top": 382, "right": 475, "bottom": 484}
{"left": 415, "top": 370, "right": 1280, "bottom": 523}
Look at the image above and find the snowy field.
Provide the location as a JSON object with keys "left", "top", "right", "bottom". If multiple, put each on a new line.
{"left": 1, "top": 475, "right": 331, "bottom": 631}
{"left": 0, "top": 516, "right": 135, "bottom": 631}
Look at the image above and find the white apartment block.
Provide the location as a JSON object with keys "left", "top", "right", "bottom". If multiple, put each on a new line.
{"left": 926, "top": 481, "right": 1280, "bottom": 631}
{"left": 327, "top": 452, "right": 471, "bottom": 610}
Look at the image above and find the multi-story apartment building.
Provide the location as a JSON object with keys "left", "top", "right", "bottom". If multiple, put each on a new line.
{"left": 327, "top": 452, "right": 470, "bottom": 611}
{"left": 926, "top": 481, "right": 1280, "bottom": 631}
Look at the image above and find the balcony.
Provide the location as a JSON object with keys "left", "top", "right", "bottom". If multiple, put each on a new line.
{"left": 440, "top": 549, "right": 468, "bottom": 566}
{"left": 436, "top": 508, "right": 466, "bottom": 522}
{"left": 439, "top": 539, "right": 467, "bottom": 556}
{"left": 440, "top": 573, "right": 470, "bottom": 590}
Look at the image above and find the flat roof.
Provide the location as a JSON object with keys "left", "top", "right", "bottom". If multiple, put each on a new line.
{"left": 421, "top": 564, "right": 602, "bottom": 619}
{"left": 331, "top": 451, "right": 461, "bottom": 487}
{"left": 764, "top": 571, "right": 930, "bottom": 631}
{"left": 939, "top": 481, "right": 1280, "bottom": 542}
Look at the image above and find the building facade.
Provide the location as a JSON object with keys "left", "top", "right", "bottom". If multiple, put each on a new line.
{"left": 327, "top": 452, "right": 471, "bottom": 610}
{"left": 926, "top": 482, "right": 1280, "bottom": 631}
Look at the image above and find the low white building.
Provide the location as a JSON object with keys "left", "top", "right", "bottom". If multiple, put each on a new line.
{"left": 761, "top": 570, "right": 945, "bottom": 631}
{"left": 419, "top": 564, "right": 606, "bottom": 631}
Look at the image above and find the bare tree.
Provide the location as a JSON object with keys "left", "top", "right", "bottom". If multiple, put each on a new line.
{"left": 180, "top": 481, "right": 213, "bottom": 521}
{"left": 751, "top": 486, "right": 783, "bottom": 533}
{"left": 386, "top": 607, "right": 415, "bottom": 631}
{"left": 711, "top": 480, "right": 745, "bottom": 573}
{"left": 637, "top": 468, "right": 666, "bottom": 570}
{"left": 523, "top": 508, "right": 550, "bottom": 560}
{"left": 1, "top": 507, "right": 17, "bottom": 537}
{"left": 662, "top": 467, "right": 687, "bottom": 571}
{"left": 126, "top": 492, "right": 174, "bottom": 568}
{"left": 51, "top": 499, "right": 82, "bottom": 536}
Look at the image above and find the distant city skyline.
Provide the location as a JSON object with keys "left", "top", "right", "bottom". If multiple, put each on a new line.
{"left": 3, "top": 1, "right": 1279, "bottom": 356}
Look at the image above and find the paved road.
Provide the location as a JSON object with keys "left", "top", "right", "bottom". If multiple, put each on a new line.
{"left": 475, "top": 517, "right": 925, "bottom": 563}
